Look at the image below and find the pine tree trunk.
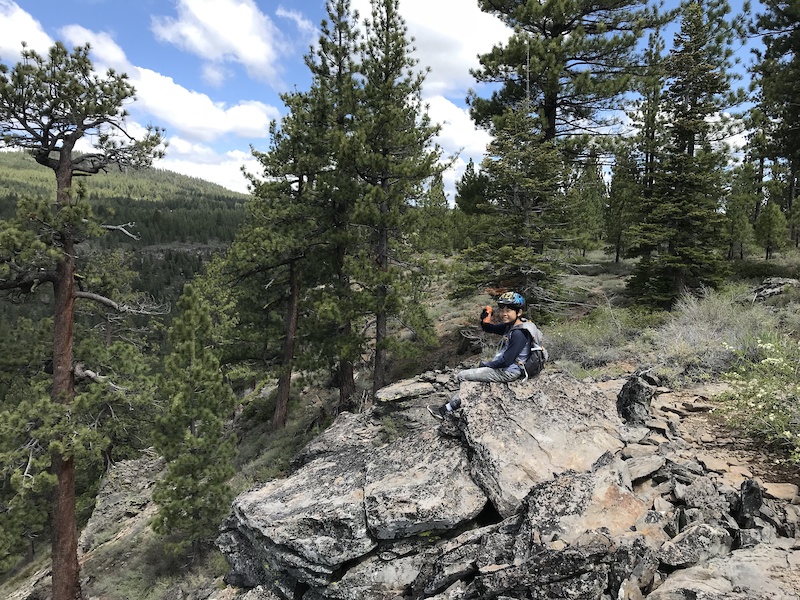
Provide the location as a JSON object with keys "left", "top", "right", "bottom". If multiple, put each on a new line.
{"left": 543, "top": 89, "right": 557, "bottom": 142}
{"left": 273, "top": 261, "right": 300, "bottom": 428}
{"left": 333, "top": 238, "right": 356, "bottom": 411}
{"left": 50, "top": 157, "right": 82, "bottom": 600}
{"left": 338, "top": 353, "right": 356, "bottom": 410}
{"left": 372, "top": 198, "right": 390, "bottom": 396}
{"left": 50, "top": 453, "right": 80, "bottom": 600}
{"left": 51, "top": 243, "right": 81, "bottom": 600}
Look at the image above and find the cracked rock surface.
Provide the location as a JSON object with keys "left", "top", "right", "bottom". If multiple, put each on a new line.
{"left": 217, "top": 369, "right": 800, "bottom": 599}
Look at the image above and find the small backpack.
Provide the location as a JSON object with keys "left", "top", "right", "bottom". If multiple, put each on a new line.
{"left": 514, "top": 320, "right": 548, "bottom": 379}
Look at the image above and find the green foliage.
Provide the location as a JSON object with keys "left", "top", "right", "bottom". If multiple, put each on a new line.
{"left": 0, "top": 42, "right": 165, "bottom": 169}
{"left": 720, "top": 334, "right": 800, "bottom": 464}
{"left": 752, "top": 0, "right": 800, "bottom": 213}
{"left": 455, "top": 106, "right": 565, "bottom": 310}
{"left": 723, "top": 162, "right": 757, "bottom": 259}
{"left": 606, "top": 144, "right": 643, "bottom": 263}
{"left": 471, "top": 0, "right": 665, "bottom": 139}
{"left": 151, "top": 284, "right": 235, "bottom": 555}
{"left": 626, "top": 0, "right": 740, "bottom": 307}
{"left": 729, "top": 258, "right": 799, "bottom": 280}
{"left": 455, "top": 159, "right": 489, "bottom": 215}
{"left": 0, "top": 381, "right": 59, "bottom": 571}
{"left": 754, "top": 201, "right": 789, "bottom": 259}
{"left": 455, "top": 243, "right": 561, "bottom": 319}
{"left": 0, "top": 329, "right": 155, "bottom": 571}
{"left": 652, "top": 287, "right": 779, "bottom": 384}
{"left": 566, "top": 155, "right": 607, "bottom": 256}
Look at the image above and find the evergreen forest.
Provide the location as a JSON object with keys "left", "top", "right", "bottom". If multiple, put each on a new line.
{"left": 1, "top": 0, "right": 800, "bottom": 598}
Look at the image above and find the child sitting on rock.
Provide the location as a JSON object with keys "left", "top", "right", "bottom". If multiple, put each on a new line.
{"left": 428, "top": 291, "right": 544, "bottom": 420}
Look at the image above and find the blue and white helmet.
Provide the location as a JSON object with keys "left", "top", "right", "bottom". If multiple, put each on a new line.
{"left": 497, "top": 291, "right": 525, "bottom": 310}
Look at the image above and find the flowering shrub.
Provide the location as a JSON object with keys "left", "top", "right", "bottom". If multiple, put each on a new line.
{"left": 721, "top": 335, "right": 800, "bottom": 464}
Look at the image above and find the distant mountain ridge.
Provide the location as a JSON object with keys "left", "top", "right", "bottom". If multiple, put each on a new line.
{"left": 0, "top": 149, "right": 247, "bottom": 302}
{"left": 0, "top": 149, "right": 249, "bottom": 205}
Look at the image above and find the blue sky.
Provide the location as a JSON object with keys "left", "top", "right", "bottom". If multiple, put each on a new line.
{"left": 1, "top": 0, "right": 511, "bottom": 197}
{"left": 1, "top": 0, "right": 758, "bottom": 199}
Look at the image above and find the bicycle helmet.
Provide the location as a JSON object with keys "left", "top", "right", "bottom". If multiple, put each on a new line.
{"left": 496, "top": 291, "right": 525, "bottom": 309}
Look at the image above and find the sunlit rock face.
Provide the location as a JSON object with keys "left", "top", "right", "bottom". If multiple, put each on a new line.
{"left": 217, "top": 369, "right": 800, "bottom": 600}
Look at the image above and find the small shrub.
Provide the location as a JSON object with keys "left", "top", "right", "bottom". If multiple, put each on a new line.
{"left": 719, "top": 334, "right": 800, "bottom": 464}
{"left": 546, "top": 305, "right": 664, "bottom": 373}
{"left": 652, "top": 287, "right": 779, "bottom": 384}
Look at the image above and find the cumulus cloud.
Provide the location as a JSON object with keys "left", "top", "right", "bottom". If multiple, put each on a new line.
{"left": 58, "top": 24, "right": 279, "bottom": 143}
{"left": 131, "top": 68, "right": 278, "bottom": 141}
{"left": 0, "top": 0, "right": 53, "bottom": 58}
{"left": 425, "top": 95, "right": 492, "bottom": 204}
{"left": 151, "top": 0, "right": 286, "bottom": 87}
{"left": 61, "top": 25, "right": 130, "bottom": 69}
{"left": 277, "top": 6, "right": 317, "bottom": 47}
{"left": 159, "top": 146, "right": 256, "bottom": 194}
{"left": 351, "top": 0, "right": 510, "bottom": 99}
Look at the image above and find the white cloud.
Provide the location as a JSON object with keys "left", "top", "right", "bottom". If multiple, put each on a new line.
{"left": 202, "top": 63, "right": 232, "bottom": 87}
{"left": 427, "top": 96, "right": 490, "bottom": 158}
{"left": 151, "top": 0, "right": 286, "bottom": 87}
{"left": 0, "top": 0, "right": 53, "bottom": 58}
{"left": 53, "top": 25, "right": 280, "bottom": 144}
{"left": 426, "top": 95, "right": 491, "bottom": 203}
{"left": 277, "top": 6, "right": 316, "bottom": 47}
{"left": 158, "top": 147, "right": 256, "bottom": 194}
{"left": 352, "top": 0, "right": 510, "bottom": 99}
{"left": 61, "top": 25, "right": 129, "bottom": 67}
{"left": 131, "top": 67, "right": 279, "bottom": 141}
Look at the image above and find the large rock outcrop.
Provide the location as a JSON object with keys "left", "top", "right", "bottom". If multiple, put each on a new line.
{"left": 217, "top": 369, "right": 800, "bottom": 600}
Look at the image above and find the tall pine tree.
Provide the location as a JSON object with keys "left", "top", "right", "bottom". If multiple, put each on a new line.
{"left": 0, "top": 43, "right": 164, "bottom": 599}
{"left": 152, "top": 284, "right": 235, "bottom": 556}
{"left": 627, "top": 0, "right": 742, "bottom": 306}
{"left": 353, "top": 0, "right": 442, "bottom": 394}
{"left": 752, "top": 0, "right": 800, "bottom": 234}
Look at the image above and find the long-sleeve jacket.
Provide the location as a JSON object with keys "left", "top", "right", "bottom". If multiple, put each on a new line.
{"left": 479, "top": 320, "right": 531, "bottom": 374}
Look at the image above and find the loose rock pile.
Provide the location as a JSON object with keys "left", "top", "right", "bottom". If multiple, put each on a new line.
{"left": 218, "top": 369, "right": 800, "bottom": 599}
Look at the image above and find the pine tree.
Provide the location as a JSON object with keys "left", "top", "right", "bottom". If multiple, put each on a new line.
{"left": 413, "top": 173, "right": 456, "bottom": 255}
{"left": 152, "top": 284, "right": 235, "bottom": 556}
{"left": 455, "top": 159, "right": 489, "bottom": 215}
{"left": 0, "top": 43, "right": 164, "bottom": 599}
{"left": 606, "top": 144, "right": 643, "bottom": 263}
{"left": 458, "top": 106, "right": 565, "bottom": 312}
{"left": 228, "top": 91, "right": 330, "bottom": 428}
{"left": 724, "top": 162, "right": 758, "bottom": 259}
{"left": 303, "top": 0, "right": 364, "bottom": 409}
{"left": 752, "top": 0, "right": 800, "bottom": 229}
{"left": 626, "top": 0, "right": 742, "bottom": 306}
{"left": 354, "top": 0, "right": 442, "bottom": 394}
{"left": 754, "top": 201, "right": 789, "bottom": 259}
{"left": 470, "top": 0, "right": 667, "bottom": 140}
{"left": 211, "top": 0, "right": 364, "bottom": 419}
{"left": 567, "top": 152, "right": 607, "bottom": 257}
{"left": 632, "top": 29, "right": 669, "bottom": 199}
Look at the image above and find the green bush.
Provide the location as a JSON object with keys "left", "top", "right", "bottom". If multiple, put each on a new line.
{"left": 652, "top": 287, "right": 779, "bottom": 384}
{"left": 719, "top": 334, "right": 800, "bottom": 464}
{"left": 546, "top": 305, "right": 665, "bottom": 373}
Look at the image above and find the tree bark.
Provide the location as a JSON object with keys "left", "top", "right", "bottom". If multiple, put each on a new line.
{"left": 372, "top": 195, "right": 390, "bottom": 397}
{"left": 50, "top": 153, "right": 82, "bottom": 600}
{"left": 332, "top": 235, "right": 356, "bottom": 411}
{"left": 273, "top": 261, "right": 300, "bottom": 429}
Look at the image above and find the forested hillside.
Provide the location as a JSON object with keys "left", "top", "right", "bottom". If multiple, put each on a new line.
{"left": 0, "top": 150, "right": 246, "bottom": 299}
